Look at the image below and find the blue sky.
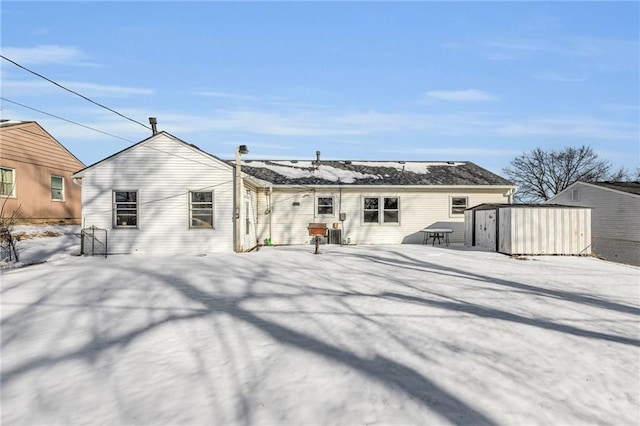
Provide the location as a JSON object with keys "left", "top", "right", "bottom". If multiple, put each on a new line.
{"left": 1, "top": 1, "right": 638, "bottom": 175}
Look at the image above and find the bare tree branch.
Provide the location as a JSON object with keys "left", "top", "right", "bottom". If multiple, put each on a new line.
{"left": 502, "top": 145, "right": 625, "bottom": 202}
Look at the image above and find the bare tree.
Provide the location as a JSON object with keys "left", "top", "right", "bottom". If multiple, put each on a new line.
{"left": 503, "top": 146, "right": 619, "bottom": 202}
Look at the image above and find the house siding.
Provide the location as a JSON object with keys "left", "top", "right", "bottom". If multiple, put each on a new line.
{"left": 549, "top": 183, "right": 640, "bottom": 265}
{"left": 0, "top": 122, "right": 84, "bottom": 222}
{"left": 258, "top": 187, "right": 509, "bottom": 245}
{"left": 79, "top": 134, "right": 235, "bottom": 254}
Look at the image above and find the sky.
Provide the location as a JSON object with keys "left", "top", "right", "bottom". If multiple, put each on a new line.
{"left": 1, "top": 1, "right": 639, "bottom": 176}
{"left": 2, "top": 226, "right": 639, "bottom": 425}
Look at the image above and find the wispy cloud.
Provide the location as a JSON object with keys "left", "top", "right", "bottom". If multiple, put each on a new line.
{"left": 2, "top": 80, "right": 154, "bottom": 97}
{"left": 2, "top": 45, "right": 90, "bottom": 65}
{"left": 497, "top": 117, "right": 638, "bottom": 140}
{"left": 381, "top": 147, "right": 521, "bottom": 158}
{"left": 534, "top": 72, "right": 588, "bottom": 83}
{"left": 424, "top": 89, "right": 498, "bottom": 102}
{"left": 194, "top": 91, "right": 260, "bottom": 102}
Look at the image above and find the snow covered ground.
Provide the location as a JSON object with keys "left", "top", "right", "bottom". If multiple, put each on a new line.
{"left": 1, "top": 226, "right": 639, "bottom": 425}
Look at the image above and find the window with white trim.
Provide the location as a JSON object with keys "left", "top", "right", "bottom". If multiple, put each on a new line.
{"left": 451, "top": 196, "right": 468, "bottom": 215}
{"left": 363, "top": 196, "right": 399, "bottom": 224}
{"left": 317, "top": 197, "right": 334, "bottom": 215}
{"left": 51, "top": 175, "right": 64, "bottom": 201}
{"left": 190, "top": 191, "right": 214, "bottom": 228}
{"left": 1, "top": 167, "right": 15, "bottom": 197}
{"left": 113, "top": 191, "right": 138, "bottom": 228}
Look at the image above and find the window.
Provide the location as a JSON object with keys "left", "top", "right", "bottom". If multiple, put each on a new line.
{"left": 451, "top": 197, "right": 468, "bottom": 215}
{"left": 364, "top": 196, "right": 399, "bottom": 224}
{"left": 317, "top": 197, "right": 334, "bottom": 215}
{"left": 383, "top": 197, "right": 399, "bottom": 223}
{"left": 571, "top": 189, "right": 581, "bottom": 201}
{"left": 190, "top": 191, "right": 214, "bottom": 228}
{"left": 51, "top": 176, "right": 64, "bottom": 201}
{"left": 113, "top": 191, "right": 138, "bottom": 228}
{"left": 1, "top": 167, "right": 15, "bottom": 197}
{"left": 363, "top": 197, "right": 379, "bottom": 223}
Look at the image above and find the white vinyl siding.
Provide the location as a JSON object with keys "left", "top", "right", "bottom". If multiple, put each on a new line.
{"left": 549, "top": 182, "right": 640, "bottom": 265}
{"left": 80, "top": 134, "right": 235, "bottom": 254}
{"left": 263, "top": 188, "right": 511, "bottom": 245}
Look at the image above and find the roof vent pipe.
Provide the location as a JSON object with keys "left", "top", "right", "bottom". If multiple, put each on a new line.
{"left": 316, "top": 150, "right": 321, "bottom": 164}
{"left": 149, "top": 117, "right": 158, "bottom": 135}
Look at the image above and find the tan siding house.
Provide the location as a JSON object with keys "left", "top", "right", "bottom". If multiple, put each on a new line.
{"left": 0, "top": 121, "right": 85, "bottom": 223}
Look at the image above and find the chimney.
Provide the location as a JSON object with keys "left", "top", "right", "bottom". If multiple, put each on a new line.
{"left": 315, "top": 150, "right": 321, "bottom": 164}
{"left": 149, "top": 117, "right": 158, "bottom": 135}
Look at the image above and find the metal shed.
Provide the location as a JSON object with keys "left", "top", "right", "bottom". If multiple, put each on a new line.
{"left": 464, "top": 204, "right": 592, "bottom": 255}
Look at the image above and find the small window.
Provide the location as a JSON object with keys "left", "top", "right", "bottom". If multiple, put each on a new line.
{"left": 317, "top": 197, "right": 334, "bottom": 215}
{"left": 113, "top": 191, "right": 138, "bottom": 228}
{"left": 571, "top": 189, "right": 581, "bottom": 201}
{"left": 190, "top": 191, "right": 214, "bottom": 228}
{"left": 51, "top": 176, "right": 64, "bottom": 201}
{"left": 363, "top": 197, "right": 379, "bottom": 223}
{"left": 451, "top": 197, "right": 468, "bottom": 215}
{"left": 1, "top": 167, "right": 15, "bottom": 197}
{"left": 363, "top": 196, "right": 400, "bottom": 224}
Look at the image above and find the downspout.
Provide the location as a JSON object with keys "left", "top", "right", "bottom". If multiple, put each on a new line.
{"left": 268, "top": 186, "right": 273, "bottom": 243}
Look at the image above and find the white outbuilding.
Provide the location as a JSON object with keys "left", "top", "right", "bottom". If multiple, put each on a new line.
{"left": 464, "top": 204, "right": 592, "bottom": 256}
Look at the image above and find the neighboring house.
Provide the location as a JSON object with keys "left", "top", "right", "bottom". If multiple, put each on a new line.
{"left": 548, "top": 181, "right": 640, "bottom": 266}
{"left": 73, "top": 131, "right": 516, "bottom": 254}
{"left": 0, "top": 121, "right": 85, "bottom": 224}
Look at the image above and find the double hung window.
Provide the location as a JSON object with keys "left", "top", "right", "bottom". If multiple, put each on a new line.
{"left": 51, "top": 176, "right": 64, "bottom": 201}
{"left": 1, "top": 167, "right": 15, "bottom": 197}
{"left": 190, "top": 191, "right": 214, "bottom": 228}
{"left": 317, "top": 197, "right": 334, "bottom": 215}
{"left": 113, "top": 191, "right": 138, "bottom": 228}
{"left": 451, "top": 197, "right": 468, "bottom": 215}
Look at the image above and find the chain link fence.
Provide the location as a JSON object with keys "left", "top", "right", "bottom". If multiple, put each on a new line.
{"left": 81, "top": 226, "right": 108, "bottom": 257}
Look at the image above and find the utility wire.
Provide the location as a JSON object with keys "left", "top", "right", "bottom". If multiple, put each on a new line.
{"left": 1, "top": 97, "right": 137, "bottom": 143}
{"left": 1, "top": 54, "right": 152, "bottom": 130}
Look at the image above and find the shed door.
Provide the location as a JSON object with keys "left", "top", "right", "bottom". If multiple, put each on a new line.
{"left": 475, "top": 210, "right": 496, "bottom": 251}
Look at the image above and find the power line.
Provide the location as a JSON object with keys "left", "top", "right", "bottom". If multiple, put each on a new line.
{"left": 1, "top": 54, "right": 152, "bottom": 130}
{"left": 1, "top": 97, "right": 137, "bottom": 143}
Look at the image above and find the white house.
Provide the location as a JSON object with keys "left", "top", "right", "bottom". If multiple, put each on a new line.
{"left": 73, "top": 132, "right": 516, "bottom": 254}
{"left": 548, "top": 181, "right": 640, "bottom": 266}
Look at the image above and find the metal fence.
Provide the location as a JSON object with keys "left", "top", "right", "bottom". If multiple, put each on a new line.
{"left": 81, "top": 226, "right": 108, "bottom": 257}
{"left": 0, "top": 227, "right": 18, "bottom": 262}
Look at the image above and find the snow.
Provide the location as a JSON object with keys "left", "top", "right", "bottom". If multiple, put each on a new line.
{"left": 350, "top": 161, "right": 464, "bottom": 174}
{"left": 243, "top": 160, "right": 467, "bottom": 183}
{"left": 2, "top": 226, "right": 639, "bottom": 425}
{"left": 244, "top": 161, "right": 381, "bottom": 183}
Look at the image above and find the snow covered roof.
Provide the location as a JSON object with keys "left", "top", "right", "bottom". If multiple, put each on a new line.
{"left": 238, "top": 160, "right": 513, "bottom": 186}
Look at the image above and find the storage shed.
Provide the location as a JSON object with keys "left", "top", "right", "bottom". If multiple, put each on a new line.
{"left": 464, "top": 204, "right": 591, "bottom": 255}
